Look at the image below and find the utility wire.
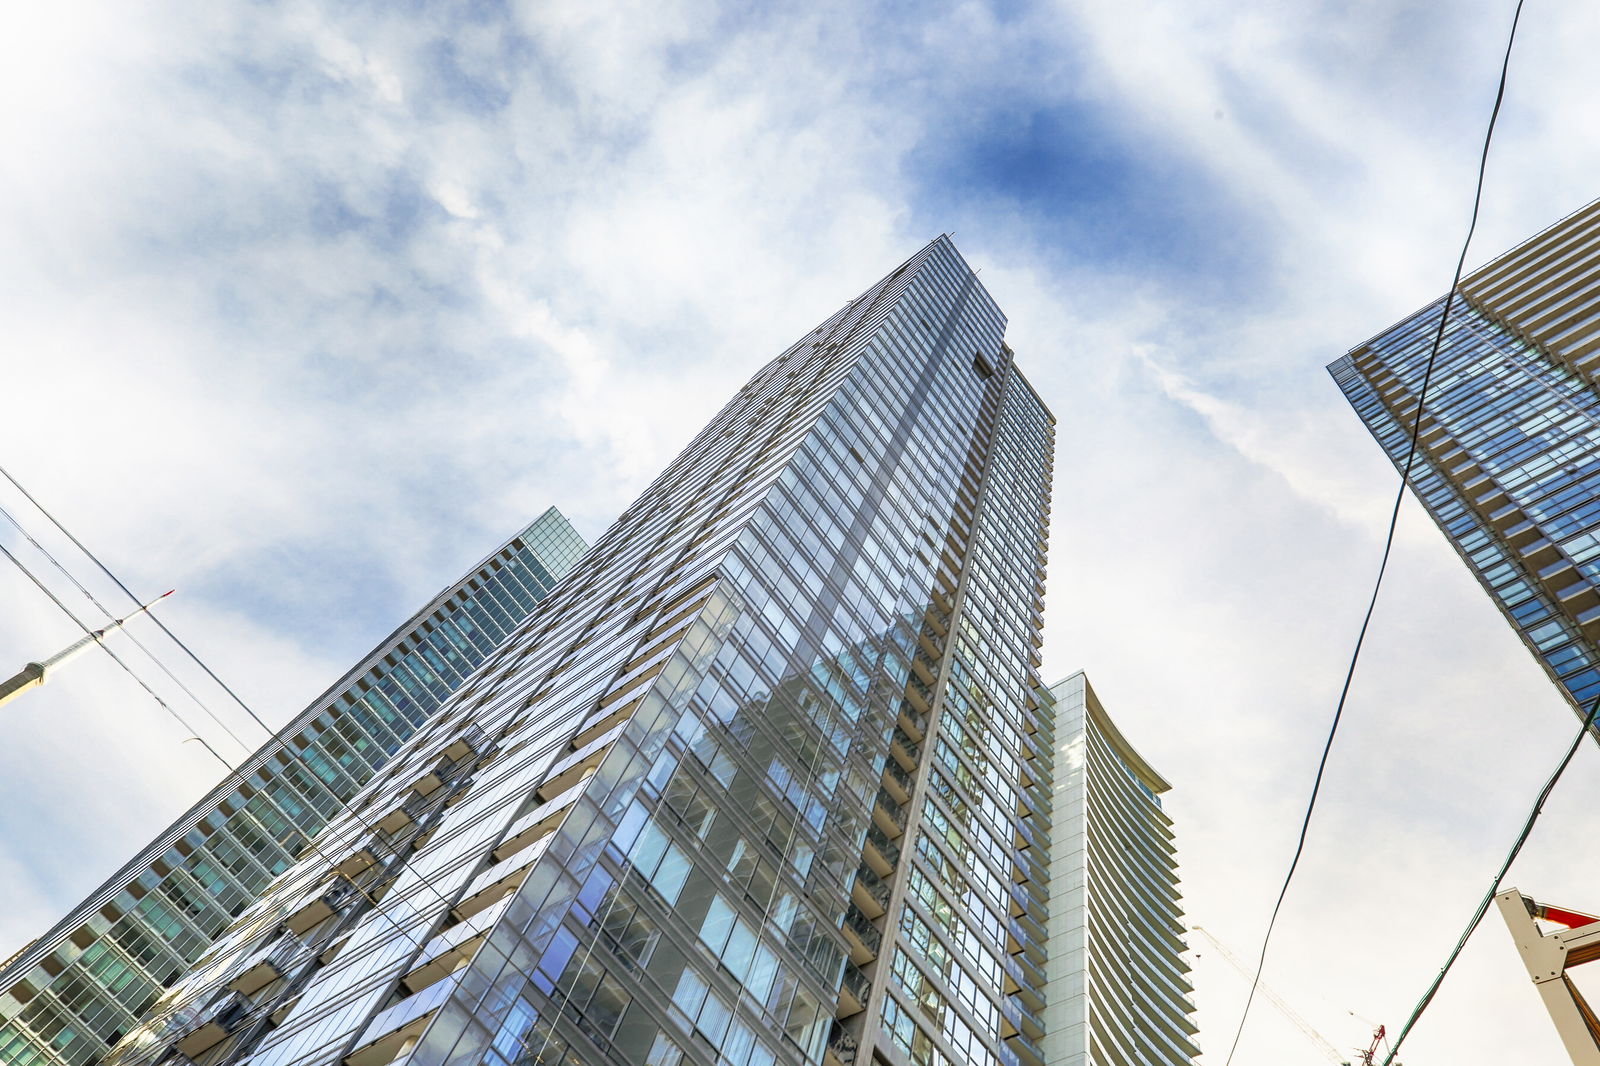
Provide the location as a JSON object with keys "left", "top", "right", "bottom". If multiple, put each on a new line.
{"left": 1380, "top": 689, "right": 1600, "bottom": 1064}
{"left": 0, "top": 499, "right": 257, "bottom": 756}
{"left": 0, "top": 539, "right": 233, "bottom": 769}
{"left": 0, "top": 466, "right": 526, "bottom": 1030}
{"left": 0, "top": 521, "right": 477, "bottom": 1040}
{"left": 1223, "top": 2, "right": 1527, "bottom": 1061}
{"left": 0, "top": 461, "right": 276, "bottom": 737}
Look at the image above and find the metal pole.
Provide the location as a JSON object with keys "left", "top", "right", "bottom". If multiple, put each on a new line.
{"left": 0, "top": 590, "right": 173, "bottom": 709}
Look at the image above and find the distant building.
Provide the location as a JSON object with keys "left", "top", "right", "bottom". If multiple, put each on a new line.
{"left": 0, "top": 509, "right": 586, "bottom": 1066}
{"left": 1043, "top": 672, "right": 1198, "bottom": 1065}
{"left": 1331, "top": 200, "right": 1600, "bottom": 722}
{"left": 99, "top": 237, "right": 1059, "bottom": 1066}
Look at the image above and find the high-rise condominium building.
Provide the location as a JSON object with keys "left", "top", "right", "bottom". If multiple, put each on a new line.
{"left": 1332, "top": 199, "right": 1600, "bottom": 721}
{"left": 1042, "top": 673, "right": 1197, "bottom": 1066}
{"left": 97, "top": 237, "right": 1058, "bottom": 1066}
{"left": 0, "top": 509, "right": 587, "bottom": 1066}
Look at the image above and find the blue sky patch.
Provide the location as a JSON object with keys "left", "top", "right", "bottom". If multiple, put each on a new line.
{"left": 905, "top": 99, "right": 1277, "bottom": 306}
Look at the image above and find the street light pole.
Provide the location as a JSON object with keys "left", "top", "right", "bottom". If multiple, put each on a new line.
{"left": 0, "top": 590, "right": 174, "bottom": 709}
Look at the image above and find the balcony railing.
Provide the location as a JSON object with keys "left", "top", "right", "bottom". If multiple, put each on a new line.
{"left": 826, "top": 1023, "right": 859, "bottom": 1066}
{"left": 841, "top": 905, "right": 882, "bottom": 959}
{"left": 853, "top": 865, "right": 891, "bottom": 913}
{"left": 837, "top": 961, "right": 871, "bottom": 1017}
{"left": 889, "top": 727, "right": 921, "bottom": 768}
{"left": 881, "top": 757, "right": 914, "bottom": 802}
{"left": 865, "top": 823, "right": 900, "bottom": 870}
{"left": 873, "top": 788, "right": 907, "bottom": 832}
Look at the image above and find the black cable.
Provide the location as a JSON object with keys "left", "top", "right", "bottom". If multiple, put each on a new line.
{"left": 0, "top": 534, "right": 440, "bottom": 964}
{"left": 0, "top": 461, "right": 277, "bottom": 737}
{"left": 0, "top": 539, "right": 232, "bottom": 768}
{"left": 0, "top": 468, "right": 516, "bottom": 931}
{"left": 1380, "top": 688, "right": 1600, "bottom": 1064}
{"left": 0, "top": 499, "right": 258, "bottom": 756}
{"left": 1223, "top": 1, "right": 1527, "bottom": 1061}
{"left": 0, "top": 497, "right": 472, "bottom": 918}
{"left": 0, "top": 469, "right": 543, "bottom": 1044}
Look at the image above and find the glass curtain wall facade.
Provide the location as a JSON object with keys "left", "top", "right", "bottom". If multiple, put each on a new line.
{"left": 1040, "top": 673, "right": 1196, "bottom": 1066}
{"left": 0, "top": 509, "right": 586, "bottom": 1066}
{"left": 97, "top": 237, "right": 1056, "bottom": 1066}
{"left": 1330, "top": 199, "right": 1600, "bottom": 721}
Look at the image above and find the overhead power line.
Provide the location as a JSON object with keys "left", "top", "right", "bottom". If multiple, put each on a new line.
{"left": 0, "top": 498, "right": 258, "bottom": 753}
{"left": 0, "top": 589, "right": 172, "bottom": 708}
{"left": 1224, "top": 1, "right": 1529, "bottom": 1061}
{"left": 0, "top": 539, "right": 232, "bottom": 767}
{"left": 1382, "top": 690, "right": 1599, "bottom": 1063}
{"left": 0, "top": 461, "right": 277, "bottom": 738}
{"left": 0, "top": 463, "right": 543, "bottom": 1013}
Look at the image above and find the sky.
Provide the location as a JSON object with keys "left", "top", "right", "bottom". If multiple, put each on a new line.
{"left": 3, "top": 1, "right": 1600, "bottom": 1063}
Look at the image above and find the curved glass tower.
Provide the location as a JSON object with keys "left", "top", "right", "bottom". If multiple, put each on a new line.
{"left": 1042, "top": 673, "right": 1197, "bottom": 1066}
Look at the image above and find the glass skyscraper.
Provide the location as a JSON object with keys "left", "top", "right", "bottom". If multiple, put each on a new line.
{"left": 1331, "top": 199, "right": 1600, "bottom": 721}
{"left": 91, "top": 236, "right": 1062, "bottom": 1066}
{"left": 1041, "top": 673, "right": 1197, "bottom": 1066}
{"left": 0, "top": 509, "right": 587, "bottom": 1066}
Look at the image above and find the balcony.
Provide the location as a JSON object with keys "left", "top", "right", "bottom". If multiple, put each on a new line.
{"left": 226, "top": 937, "right": 304, "bottom": 996}
{"left": 451, "top": 835, "right": 552, "bottom": 922}
{"left": 1014, "top": 818, "right": 1045, "bottom": 854}
{"left": 881, "top": 759, "right": 913, "bottom": 804}
{"left": 1010, "top": 910, "right": 1047, "bottom": 952}
{"left": 897, "top": 700, "right": 928, "bottom": 742}
{"left": 851, "top": 865, "right": 890, "bottom": 919}
{"left": 872, "top": 789, "right": 907, "bottom": 837}
{"left": 1001, "top": 988, "right": 1045, "bottom": 1041}
{"left": 440, "top": 724, "right": 489, "bottom": 763}
{"left": 840, "top": 905, "right": 881, "bottom": 965}
{"left": 401, "top": 753, "right": 464, "bottom": 801}
{"left": 283, "top": 881, "right": 358, "bottom": 937}
{"left": 334, "top": 846, "right": 381, "bottom": 881}
{"left": 1007, "top": 953, "right": 1046, "bottom": 1009}
{"left": 346, "top": 972, "right": 464, "bottom": 1066}
{"left": 904, "top": 676, "right": 933, "bottom": 717}
{"left": 1003, "top": 1031, "right": 1045, "bottom": 1066}
{"left": 888, "top": 728, "right": 920, "bottom": 772}
{"left": 400, "top": 926, "right": 485, "bottom": 997}
{"left": 492, "top": 780, "right": 584, "bottom": 861}
{"left": 824, "top": 1022, "right": 859, "bottom": 1066}
{"left": 836, "top": 961, "right": 871, "bottom": 1018}
{"left": 374, "top": 790, "right": 434, "bottom": 837}
{"left": 864, "top": 824, "right": 900, "bottom": 877}
{"left": 420, "top": 894, "right": 510, "bottom": 963}
{"left": 536, "top": 722, "right": 622, "bottom": 800}
{"left": 174, "top": 990, "right": 252, "bottom": 1058}
{"left": 1012, "top": 849, "right": 1048, "bottom": 888}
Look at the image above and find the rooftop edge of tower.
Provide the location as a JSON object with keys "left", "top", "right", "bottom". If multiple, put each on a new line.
{"left": 1330, "top": 196, "right": 1600, "bottom": 368}
{"left": 1050, "top": 670, "right": 1174, "bottom": 795}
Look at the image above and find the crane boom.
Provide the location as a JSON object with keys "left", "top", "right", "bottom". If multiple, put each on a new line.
{"left": 1191, "top": 926, "right": 1351, "bottom": 1065}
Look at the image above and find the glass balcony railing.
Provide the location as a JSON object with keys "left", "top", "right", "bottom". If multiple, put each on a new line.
{"left": 826, "top": 1022, "right": 859, "bottom": 1066}
{"left": 841, "top": 905, "right": 882, "bottom": 959}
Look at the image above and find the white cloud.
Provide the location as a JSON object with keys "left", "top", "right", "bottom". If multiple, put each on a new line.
{"left": 3, "top": 2, "right": 1600, "bottom": 1063}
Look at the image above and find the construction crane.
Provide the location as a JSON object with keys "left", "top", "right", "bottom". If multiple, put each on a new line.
{"left": 0, "top": 590, "right": 172, "bottom": 708}
{"left": 1190, "top": 925, "right": 1353, "bottom": 1065}
{"left": 1347, "top": 1014, "right": 1392, "bottom": 1066}
{"left": 1356, "top": 1023, "right": 1387, "bottom": 1066}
